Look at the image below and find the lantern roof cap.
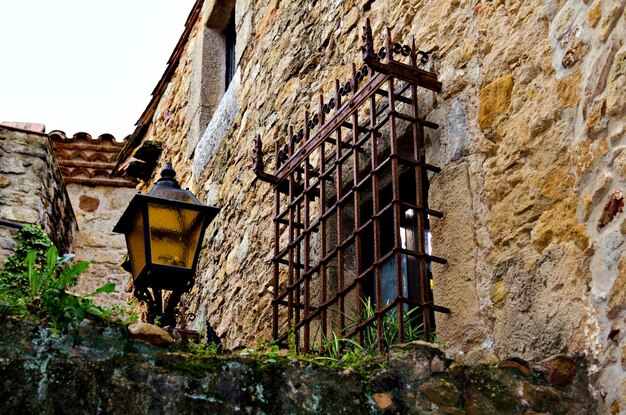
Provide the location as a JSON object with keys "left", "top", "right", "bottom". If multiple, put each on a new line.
{"left": 147, "top": 162, "right": 200, "bottom": 204}
{"left": 112, "top": 163, "right": 219, "bottom": 235}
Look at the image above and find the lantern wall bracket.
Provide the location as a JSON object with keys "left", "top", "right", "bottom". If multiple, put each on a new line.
{"left": 133, "top": 283, "right": 190, "bottom": 328}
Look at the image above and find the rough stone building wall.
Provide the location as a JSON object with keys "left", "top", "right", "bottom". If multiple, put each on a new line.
{"left": 50, "top": 131, "right": 138, "bottom": 305}
{"left": 115, "top": 0, "right": 237, "bottom": 190}
{"left": 126, "top": 0, "right": 625, "bottom": 411}
{"left": 0, "top": 126, "right": 77, "bottom": 258}
{"left": 64, "top": 183, "right": 137, "bottom": 304}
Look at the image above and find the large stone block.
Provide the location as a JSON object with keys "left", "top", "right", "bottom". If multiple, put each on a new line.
{"left": 477, "top": 74, "right": 514, "bottom": 131}
{"left": 607, "top": 50, "right": 626, "bottom": 116}
{"left": 430, "top": 160, "right": 485, "bottom": 352}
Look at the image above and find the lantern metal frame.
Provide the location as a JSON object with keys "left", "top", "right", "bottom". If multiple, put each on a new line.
{"left": 113, "top": 162, "right": 219, "bottom": 327}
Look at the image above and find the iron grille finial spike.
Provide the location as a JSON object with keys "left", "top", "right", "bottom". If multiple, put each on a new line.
{"left": 385, "top": 26, "right": 393, "bottom": 64}
{"left": 351, "top": 63, "right": 358, "bottom": 96}
{"left": 362, "top": 18, "right": 376, "bottom": 61}
{"left": 410, "top": 35, "right": 417, "bottom": 66}
{"left": 253, "top": 134, "right": 264, "bottom": 172}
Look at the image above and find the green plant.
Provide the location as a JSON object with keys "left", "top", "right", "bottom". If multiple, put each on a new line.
{"left": 302, "top": 296, "right": 430, "bottom": 371}
{"left": 187, "top": 337, "right": 220, "bottom": 357}
{"left": 256, "top": 340, "right": 281, "bottom": 359}
{"left": 323, "top": 331, "right": 341, "bottom": 359}
{"left": 0, "top": 224, "right": 53, "bottom": 294}
{"left": 0, "top": 226, "right": 115, "bottom": 336}
{"left": 311, "top": 331, "right": 380, "bottom": 373}
{"left": 354, "top": 297, "right": 427, "bottom": 353}
{"left": 185, "top": 324, "right": 221, "bottom": 357}
{"left": 109, "top": 299, "right": 140, "bottom": 325}
{"left": 287, "top": 321, "right": 297, "bottom": 355}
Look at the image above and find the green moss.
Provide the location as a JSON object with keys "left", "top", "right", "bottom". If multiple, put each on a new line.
{"left": 460, "top": 365, "right": 519, "bottom": 411}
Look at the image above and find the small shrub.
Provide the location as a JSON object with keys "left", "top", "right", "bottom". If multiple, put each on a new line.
{"left": 0, "top": 226, "right": 114, "bottom": 336}
{"left": 0, "top": 224, "right": 53, "bottom": 294}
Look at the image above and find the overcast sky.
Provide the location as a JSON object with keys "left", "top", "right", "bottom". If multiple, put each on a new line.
{"left": 0, "top": 0, "right": 196, "bottom": 140}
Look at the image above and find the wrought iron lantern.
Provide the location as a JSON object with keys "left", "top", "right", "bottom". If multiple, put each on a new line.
{"left": 113, "top": 162, "right": 219, "bottom": 326}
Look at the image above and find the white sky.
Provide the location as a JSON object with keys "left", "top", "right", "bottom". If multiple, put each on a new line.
{"left": 0, "top": 0, "right": 196, "bottom": 140}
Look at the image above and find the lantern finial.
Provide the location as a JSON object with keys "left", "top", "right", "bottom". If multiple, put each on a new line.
{"left": 156, "top": 161, "right": 180, "bottom": 188}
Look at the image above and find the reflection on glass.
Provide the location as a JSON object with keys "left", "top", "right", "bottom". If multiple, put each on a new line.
{"left": 147, "top": 203, "right": 204, "bottom": 269}
{"left": 127, "top": 208, "right": 146, "bottom": 277}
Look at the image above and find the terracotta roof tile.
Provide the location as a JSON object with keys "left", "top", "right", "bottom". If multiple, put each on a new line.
{"left": 0, "top": 121, "right": 47, "bottom": 135}
{"left": 49, "top": 130, "right": 138, "bottom": 188}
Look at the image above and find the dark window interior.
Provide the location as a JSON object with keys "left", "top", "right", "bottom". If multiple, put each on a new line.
{"left": 224, "top": 9, "right": 236, "bottom": 91}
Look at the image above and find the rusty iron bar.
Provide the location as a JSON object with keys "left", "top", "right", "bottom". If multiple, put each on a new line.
{"left": 272, "top": 141, "right": 281, "bottom": 340}
{"left": 334, "top": 78, "right": 346, "bottom": 340}
{"left": 319, "top": 130, "right": 328, "bottom": 349}
{"left": 369, "top": 81, "right": 385, "bottom": 353}
{"left": 287, "top": 126, "right": 297, "bottom": 347}
{"left": 411, "top": 35, "right": 433, "bottom": 341}
{"left": 303, "top": 110, "right": 311, "bottom": 353}
{"left": 351, "top": 62, "right": 365, "bottom": 346}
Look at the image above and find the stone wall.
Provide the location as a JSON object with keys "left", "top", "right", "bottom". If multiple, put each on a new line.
{"left": 0, "top": 126, "right": 77, "bottom": 258}
{"left": 0, "top": 316, "right": 598, "bottom": 414}
{"left": 128, "top": 1, "right": 625, "bottom": 411}
{"left": 66, "top": 183, "right": 138, "bottom": 305}
{"left": 122, "top": 0, "right": 238, "bottom": 191}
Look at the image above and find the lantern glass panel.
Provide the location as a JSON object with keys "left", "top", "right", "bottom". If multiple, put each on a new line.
{"left": 147, "top": 202, "right": 204, "bottom": 269}
{"left": 127, "top": 208, "right": 147, "bottom": 278}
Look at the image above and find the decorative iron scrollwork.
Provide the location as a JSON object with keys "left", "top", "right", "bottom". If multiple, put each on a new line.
{"left": 323, "top": 98, "right": 336, "bottom": 114}
{"left": 377, "top": 47, "right": 387, "bottom": 61}
{"left": 307, "top": 113, "right": 319, "bottom": 129}
{"left": 339, "top": 81, "right": 352, "bottom": 96}
{"left": 354, "top": 64, "right": 368, "bottom": 84}
{"left": 416, "top": 50, "right": 433, "bottom": 65}
{"left": 253, "top": 134, "right": 279, "bottom": 184}
{"left": 254, "top": 17, "right": 441, "bottom": 183}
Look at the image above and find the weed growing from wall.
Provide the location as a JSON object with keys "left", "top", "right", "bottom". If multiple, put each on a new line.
{"left": 0, "top": 225, "right": 114, "bottom": 336}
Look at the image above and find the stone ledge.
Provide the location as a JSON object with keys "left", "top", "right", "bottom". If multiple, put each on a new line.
{"left": 0, "top": 316, "right": 598, "bottom": 415}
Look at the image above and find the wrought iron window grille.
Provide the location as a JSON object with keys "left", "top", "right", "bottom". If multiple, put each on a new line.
{"left": 253, "top": 19, "right": 450, "bottom": 353}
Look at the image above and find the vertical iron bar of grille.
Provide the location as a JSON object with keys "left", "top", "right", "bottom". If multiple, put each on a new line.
{"left": 385, "top": 27, "right": 407, "bottom": 344}
{"left": 294, "top": 176, "right": 302, "bottom": 346}
{"left": 319, "top": 106, "right": 328, "bottom": 348}
{"left": 334, "top": 79, "right": 345, "bottom": 339}
{"left": 413, "top": 86, "right": 432, "bottom": 341}
{"left": 387, "top": 73, "right": 406, "bottom": 345}
{"left": 371, "top": 92, "right": 384, "bottom": 353}
{"left": 351, "top": 64, "right": 364, "bottom": 345}
{"left": 405, "top": 42, "right": 422, "bottom": 338}
{"left": 272, "top": 141, "right": 280, "bottom": 340}
{"left": 295, "top": 205, "right": 301, "bottom": 338}
{"left": 303, "top": 111, "right": 311, "bottom": 353}
{"left": 287, "top": 127, "right": 296, "bottom": 341}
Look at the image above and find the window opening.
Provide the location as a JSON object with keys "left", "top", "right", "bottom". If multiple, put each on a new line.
{"left": 224, "top": 9, "right": 236, "bottom": 91}
{"left": 253, "top": 20, "right": 449, "bottom": 353}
